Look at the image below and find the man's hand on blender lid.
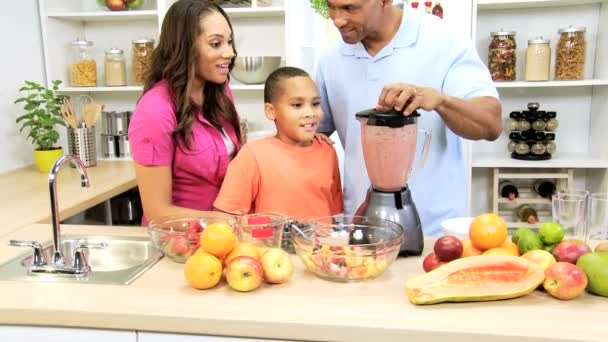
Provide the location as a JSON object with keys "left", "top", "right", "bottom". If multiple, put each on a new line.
{"left": 375, "top": 83, "right": 447, "bottom": 115}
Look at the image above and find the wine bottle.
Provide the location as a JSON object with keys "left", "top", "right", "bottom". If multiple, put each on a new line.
{"left": 517, "top": 204, "right": 538, "bottom": 224}
{"left": 534, "top": 179, "right": 556, "bottom": 199}
{"left": 499, "top": 180, "right": 519, "bottom": 200}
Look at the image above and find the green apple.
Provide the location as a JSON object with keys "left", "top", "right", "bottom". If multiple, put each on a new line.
{"left": 126, "top": 0, "right": 144, "bottom": 9}
{"left": 576, "top": 252, "right": 608, "bottom": 297}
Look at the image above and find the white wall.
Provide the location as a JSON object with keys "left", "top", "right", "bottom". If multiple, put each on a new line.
{"left": 0, "top": 0, "right": 46, "bottom": 173}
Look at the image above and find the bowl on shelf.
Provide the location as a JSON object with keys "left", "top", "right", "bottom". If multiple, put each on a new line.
{"left": 440, "top": 217, "right": 473, "bottom": 239}
{"left": 289, "top": 215, "right": 404, "bottom": 282}
{"left": 230, "top": 56, "right": 281, "bottom": 84}
{"left": 147, "top": 211, "right": 237, "bottom": 263}
{"left": 96, "top": 0, "right": 146, "bottom": 11}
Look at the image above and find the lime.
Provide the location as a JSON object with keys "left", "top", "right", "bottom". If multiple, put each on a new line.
{"left": 517, "top": 233, "right": 543, "bottom": 254}
{"left": 539, "top": 222, "right": 565, "bottom": 245}
{"left": 512, "top": 227, "right": 535, "bottom": 244}
{"left": 543, "top": 243, "right": 557, "bottom": 253}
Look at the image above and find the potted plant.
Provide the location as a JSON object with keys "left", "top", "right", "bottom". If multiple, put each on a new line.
{"left": 14, "top": 80, "right": 67, "bottom": 173}
{"left": 310, "top": 0, "right": 329, "bottom": 18}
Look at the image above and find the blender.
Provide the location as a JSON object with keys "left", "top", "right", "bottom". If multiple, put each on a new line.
{"left": 354, "top": 108, "right": 431, "bottom": 256}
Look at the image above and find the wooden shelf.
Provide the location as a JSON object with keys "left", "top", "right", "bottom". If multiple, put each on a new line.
{"left": 47, "top": 10, "right": 157, "bottom": 22}
{"left": 498, "top": 198, "right": 551, "bottom": 204}
{"left": 472, "top": 153, "right": 608, "bottom": 168}
{"left": 494, "top": 80, "right": 608, "bottom": 88}
{"left": 477, "top": 0, "right": 604, "bottom": 10}
{"left": 224, "top": 6, "right": 285, "bottom": 18}
{"left": 58, "top": 86, "right": 143, "bottom": 93}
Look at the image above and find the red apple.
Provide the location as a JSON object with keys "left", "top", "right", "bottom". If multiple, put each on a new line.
{"left": 225, "top": 256, "right": 264, "bottom": 292}
{"left": 106, "top": 0, "right": 126, "bottom": 11}
{"left": 552, "top": 240, "right": 591, "bottom": 264}
{"left": 434, "top": 235, "right": 463, "bottom": 262}
{"left": 423, "top": 252, "right": 446, "bottom": 272}
{"left": 543, "top": 262, "right": 588, "bottom": 300}
{"left": 260, "top": 248, "right": 294, "bottom": 284}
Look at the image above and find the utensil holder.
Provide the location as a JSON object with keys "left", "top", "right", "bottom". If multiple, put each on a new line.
{"left": 67, "top": 127, "right": 97, "bottom": 167}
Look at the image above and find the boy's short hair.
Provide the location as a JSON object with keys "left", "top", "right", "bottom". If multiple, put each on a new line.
{"left": 264, "top": 66, "right": 310, "bottom": 103}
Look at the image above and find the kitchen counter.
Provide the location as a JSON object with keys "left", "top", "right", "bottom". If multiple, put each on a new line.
{"left": 0, "top": 161, "right": 136, "bottom": 237}
{"left": 0, "top": 224, "right": 606, "bottom": 342}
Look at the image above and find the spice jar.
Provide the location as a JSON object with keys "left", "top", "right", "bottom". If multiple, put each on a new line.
{"left": 546, "top": 111, "right": 559, "bottom": 131}
{"left": 525, "top": 37, "right": 551, "bottom": 81}
{"left": 555, "top": 26, "right": 586, "bottom": 80}
{"left": 488, "top": 29, "right": 517, "bottom": 81}
{"left": 546, "top": 133, "right": 557, "bottom": 154}
{"left": 104, "top": 48, "right": 126, "bottom": 86}
{"left": 508, "top": 112, "right": 521, "bottom": 131}
{"left": 515, "top": 142, "right": 530, "bottom": 155}
{"left": 531, "top": 112, "right": 547, "bottom": 131}
{"left": 531, "top": 142, "right": 547, "bottom": 155}
{"left": 70, "top": 38, "right": 97, "bottom": 87}
{"left": 507, "top": 140, "right": 517, "bottom": 153}
{"left": 132, "top": 37, "right": 155, "bottom": 85}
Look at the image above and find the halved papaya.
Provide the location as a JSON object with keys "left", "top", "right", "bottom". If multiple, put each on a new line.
{"left": 406, "top": 255, "right": 545, "bottom": 305}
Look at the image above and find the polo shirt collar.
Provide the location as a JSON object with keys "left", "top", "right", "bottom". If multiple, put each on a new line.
{"left": 338, "top": 7, "right": 420, "bottom": 58}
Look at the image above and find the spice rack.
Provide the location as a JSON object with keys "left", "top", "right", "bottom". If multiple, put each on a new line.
{"left": 491, "top": 168, "right": 574, "bottom": 228}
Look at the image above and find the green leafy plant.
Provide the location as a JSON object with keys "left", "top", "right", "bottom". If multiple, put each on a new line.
{"left": 14, "top": 80, "right": 67, "bottom": 151}
{"left": 310, "top": 0, "right": 329, "bottom": 18}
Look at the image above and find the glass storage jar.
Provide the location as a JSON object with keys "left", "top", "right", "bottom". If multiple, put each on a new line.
{"left": 488, "top": 29, "right": 517, "bottom": 81}
{"left": 555, "top": 25, "right": 586, "bottom": 80}
{"left": 132, "top": 37, "right": 155, "bottom": 85}
{"left": 70, "top": 38, "right": 97, "bottom": 87}
{"left": 525, "top": 36, "right": 551, "bottom": 81}
{"left": 104, "top": 48, "right": 126, "bottom": 86}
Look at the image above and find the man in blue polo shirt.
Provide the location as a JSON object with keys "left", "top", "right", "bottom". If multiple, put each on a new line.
{"left": 316, "top": 0, "right": 502, "bottom": 236}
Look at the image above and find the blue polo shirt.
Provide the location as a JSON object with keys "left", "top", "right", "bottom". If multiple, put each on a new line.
{"left": 316, "top": 7, "right": 498, "bottom": 236}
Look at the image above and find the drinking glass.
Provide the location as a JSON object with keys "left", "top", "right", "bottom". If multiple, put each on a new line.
{"left": 552, "top": 192, "right": 587, "bottom": 241}
{"left": 587, "top": 193, "right": 608, "bottom": 249}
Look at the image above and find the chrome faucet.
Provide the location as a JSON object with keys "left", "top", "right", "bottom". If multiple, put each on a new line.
{"left": 9, "top": 155, "right": 106, "bottom": 275}
{"left": 49, "top": 155, "right": 90, "bottom": 265}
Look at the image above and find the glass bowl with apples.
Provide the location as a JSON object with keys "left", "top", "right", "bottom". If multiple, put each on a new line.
{"left": 289, "top": 215, "right": 404, "bottom": 282}
{"left": 96, "top": 0, "right": 145, "bottom": 11}
{"left": 148, "top": 211, "right": 237, "bottom": 263}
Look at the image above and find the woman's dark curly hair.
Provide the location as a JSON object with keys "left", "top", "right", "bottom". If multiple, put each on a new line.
{"left": 143, "top": 0, "right": 240, "bottom": 148}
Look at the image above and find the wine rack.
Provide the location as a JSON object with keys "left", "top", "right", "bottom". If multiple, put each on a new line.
{"left": 491, "top": 168, "right": 574, "bottom": 229}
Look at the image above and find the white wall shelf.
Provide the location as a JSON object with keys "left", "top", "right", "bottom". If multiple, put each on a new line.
{"left": 497, "top": 197, "right": 551, "bottom": 204}
{"left": 477, "top": 0, "right": 605, "bottom": 10}
{"left": 472, "top": 153, "right": 608, "bottom": 168}
{"left": 494, "top": 79, "right": 608, "bottom": 88}
{"left": 46, "top": 10, "right": 157, "bottom": 22}
{"left": 59, "top": 86, "right": 143, "bottom": 93}
{"left": 229, "top": 83, "right": 264, "bottom": 91}
{"left": 224, "top": 6, "right": 284, "bottom": 18}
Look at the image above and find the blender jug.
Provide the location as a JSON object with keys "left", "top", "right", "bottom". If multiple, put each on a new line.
{"left": 355, "top": 109, "right": 431, "bottom": 191}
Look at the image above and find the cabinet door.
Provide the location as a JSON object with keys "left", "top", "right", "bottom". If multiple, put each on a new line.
{"left": 0, "top": 326, "right": 136, "bottom": 342}
{"left": 138, "top": 331, "right": 293, "bottom": 342}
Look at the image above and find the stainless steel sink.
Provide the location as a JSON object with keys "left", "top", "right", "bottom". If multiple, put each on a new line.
{"left": 0, "top": 235, "right": 163, "bottom": 285}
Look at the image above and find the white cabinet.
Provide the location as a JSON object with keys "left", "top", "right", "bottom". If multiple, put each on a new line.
{"left": 138, "top": 331, "right": 291, "bottom": 342}
{"left": 0, "top": 325, "right": 135, "bottom": 342}
{"left": 467, "top": 0, "right": 608, "bottom": 225}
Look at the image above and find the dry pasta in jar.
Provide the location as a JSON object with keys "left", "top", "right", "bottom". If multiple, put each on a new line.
{"left": 488, "top": 29, "right": 517, "bottom": 81}
{"left": 70, "top": 38, "right": 97, "bottom": 87}
{"left": 555, "top": 25, "right": 586, "bottom": 80}
{"left": 132, "top": 38, "right": 155, "bottom": 85}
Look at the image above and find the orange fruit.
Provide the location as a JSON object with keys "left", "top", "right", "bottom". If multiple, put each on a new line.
{"left": 482, "top": 247, "right": 512, "bottom": 256}
{"left": 200, "top": 221, "right": 237, "bottom": 258}
{"left": 469, "top": 213, "right": 508, "bottom": 251}
{"left": 501, "top": 239, "right": 520, "bottom": 256}
{"left": 183, "top": 251, "right": 222, "bottom": 289}
{"left": 462, "top": 239, "right": 482, "bottom": 257}
{"left": 224, "top": 242, "right": 261, "bottom": 265}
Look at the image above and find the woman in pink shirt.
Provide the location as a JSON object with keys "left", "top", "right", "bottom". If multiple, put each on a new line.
{"left": 128, "top": 0, "right": 242, "bottom": 224}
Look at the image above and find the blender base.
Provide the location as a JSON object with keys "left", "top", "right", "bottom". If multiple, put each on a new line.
{"left": 354, "top": 186, "right": 424, "bottom": 256}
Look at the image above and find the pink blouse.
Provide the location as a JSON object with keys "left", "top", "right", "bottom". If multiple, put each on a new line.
{"left": 128, "top": 80, "right": 241, "bottom": 225}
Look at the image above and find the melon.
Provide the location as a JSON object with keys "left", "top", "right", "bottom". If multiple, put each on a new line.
{"left": 405, "top": 255, "right": 545, "bottom": 305}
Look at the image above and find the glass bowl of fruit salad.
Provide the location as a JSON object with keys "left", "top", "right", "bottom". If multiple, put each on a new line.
{"left": 148, "top": 211, "right": 237, "bottom": 263}
{"left": 289, "top": 215, "right": 404, "bottom": 282}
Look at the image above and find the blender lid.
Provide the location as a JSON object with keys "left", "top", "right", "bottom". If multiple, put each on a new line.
{"left": 355, "top": 108, "right": 420, "bottom": 127}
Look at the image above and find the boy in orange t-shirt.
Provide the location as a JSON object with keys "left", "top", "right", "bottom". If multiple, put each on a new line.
{"left": 214, "top": 66, "right": 343, "bottom": 219}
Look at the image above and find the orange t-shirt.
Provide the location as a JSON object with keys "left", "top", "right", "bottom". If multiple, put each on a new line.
{"left": 214, "top": 136, "right": 343, "bottom": 219}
